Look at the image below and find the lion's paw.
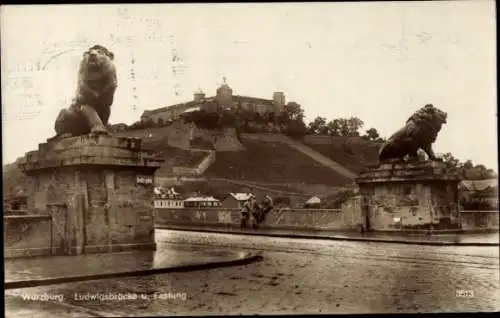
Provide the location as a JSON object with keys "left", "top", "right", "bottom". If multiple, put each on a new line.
{"left": 90, "top": 126, "right": 109, "bottom": 135}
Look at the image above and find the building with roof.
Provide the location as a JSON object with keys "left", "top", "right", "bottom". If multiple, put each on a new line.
{"left": 304, "top": 196, "right": 321, "bottom": 209}
{"left": 459, "top": 179, "right": 498, "bottom": 210}
{"left": 154, "top": 187, "right": 184, "bottom": 209}
{"left": 183, "top": 196, "right": 221, "bottom": 208}
{"left": 221, "top": 192, "right": 255, "bottom": 209}
{"left": 140, "top": 77, "right": 286, "bottom": 125}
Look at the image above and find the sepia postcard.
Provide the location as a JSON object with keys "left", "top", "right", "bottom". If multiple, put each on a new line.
{"left": 2, "top": 2, "right": 498, "bottom": 316}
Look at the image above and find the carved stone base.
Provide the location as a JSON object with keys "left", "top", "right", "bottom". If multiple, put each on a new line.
{"left": 356, "top": 161, "right": 461, "bottom": 231}
{"left": 18, "top": 134, "right": 165, "bottom": 256}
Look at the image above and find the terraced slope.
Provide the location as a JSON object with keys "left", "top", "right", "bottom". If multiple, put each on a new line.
{"left": 204, "top": 137, "right": 353, "bottom": 186}
{"left": 302, "top": 135, "right": 381, "bottom": 174}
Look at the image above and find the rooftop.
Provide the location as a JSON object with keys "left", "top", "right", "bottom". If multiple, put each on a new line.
{"left": 228, "top": 192, "right": 254, "bottom": 201}
{"left": 184, "top": 196, "right": 220, "bottom": 202}
{"left": 305, "top": 196, "right": 321, "bottom": 204}
{"left": 460, "top": 179, "right": 498, "bottom": 192}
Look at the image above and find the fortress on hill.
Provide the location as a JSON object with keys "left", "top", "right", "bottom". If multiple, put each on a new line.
{"left": 140, "top": 78, "right": 287, "bottom": 124}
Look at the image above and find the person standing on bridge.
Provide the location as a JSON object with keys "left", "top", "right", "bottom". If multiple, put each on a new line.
{"left": 240, "top": 194, "right": 257, "bottom": 229}
{"left": 255, "top": 193, "right": 274, "bottom": 225}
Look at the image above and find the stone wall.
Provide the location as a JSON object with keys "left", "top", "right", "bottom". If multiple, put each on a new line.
{"left": 171, "top": 150, "right": 216, "bottom": 176}
{"left": 20, "top": 134, "right": 163, "bottom": 256}
{"left": 461, "top": 211, "right": 499, "bottom": 231}
{"left": 356, "top": 161, "right": 461, "bottom": 231}
{"left": 359, "top": 182, "right": 462, "bottom": 230}
{"left": 168, "top": 120, "right": 194, "bottom": 150}
{"left": 190, "top": 126, "right": 244, "bottom": 152}
{"left": 164, "top": 120, "right": 244, "bottom": 152}
{"left": 4, "top": 215, "right": 52, "bottom": 258}
{"left": 27, "top": 166, "right": 156, "bottom": 255}
{"left": 155, "top": 196, "right": 363, "bottom": 231}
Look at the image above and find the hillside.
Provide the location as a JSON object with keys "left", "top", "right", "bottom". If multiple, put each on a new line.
{"left": 141, "top": 138, "right": 208, "bottom": 168}
{"left": 204, "top": 136, "right": 353, "bottom": 186}
{"left": 112, "top": 124, "right": 376, "bottom": 185}
{"left": 3, "top": 124, "right": 380, "bottom": 203}
{"left": 3, "top": 159, "right": 28, "bottom": 202}
{"left": 302, "top": 135, "right": 381, "bottom": 174}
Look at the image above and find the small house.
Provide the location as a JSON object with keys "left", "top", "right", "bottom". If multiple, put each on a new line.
{"left": 221, "top": 193, "right": 254, "bottom": 209}
{"left": 304, "top": 196, "right": 321, "bottom": 209}
{"left": 459, "top": 179, "right": 498, "bottom": 210}
{"left": 183, "top": 196, "right": 221, "bottom": 208}
{"left": 154, "top": 187, "right": 184, "bottom": 209}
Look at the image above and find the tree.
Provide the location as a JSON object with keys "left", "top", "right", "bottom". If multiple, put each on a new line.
{"left": 284, "top": 118, "right": 308, "bottom": 139}
{"left": 363, "top": 128, "right": 380, "bottom": 141}
{"left": 462, "top": 160, "right": 474, "bottom": 170}
{"left": 282, "top": 102, "right": 308, "bottom": 139}
{"left": 283, "top": 102, "right": 305, "bottom": 122}
{"left": 346, "top": 116, "right": 364, "bottom": 137}
{"left": 440, "top": 153, "right": 497, "bottom": 180}
{"left": 442, "top": 152, "right": 463, "bottom": 173}
{"left": 307, "top": 116, "right": 327, "bottom": 135}
{"left": 465, "top": 164, "right": 498, "bottom": 180}
{"left": 338, "top": 118, "right": 350, "bottom": 137}
{"left": 326, "top": 119, "right": 342, "bottom": 136}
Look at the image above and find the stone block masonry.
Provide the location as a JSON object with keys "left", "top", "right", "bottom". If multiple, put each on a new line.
{"left": 18, "top": 133, "right": 164, "bottom": 256}
{"left": 356, "top": 161, "right": 462, "bottom": 231}
{"left": 155, "top": 196, "right": 363, "bottom": 231}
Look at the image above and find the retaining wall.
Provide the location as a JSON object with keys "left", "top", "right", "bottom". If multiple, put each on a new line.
{"left": 155, "top": 196, "right": 363, "bottom": 231}
{"left": 4, "top": 215, "right": 52, "bottom": 258}
{"left": 461, "top": 211, "right": 499, "bottom": 231}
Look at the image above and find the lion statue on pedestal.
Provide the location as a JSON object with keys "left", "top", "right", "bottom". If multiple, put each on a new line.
{"left": 53, "top": 45, "right": 117, "bottom": 138}
{"left": 379, "top": 104, "right": 447, "bottom": 162}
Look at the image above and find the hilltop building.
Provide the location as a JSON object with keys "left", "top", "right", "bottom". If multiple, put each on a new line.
{"left": 140, "top": 78, "right": 286, "bottom": 124}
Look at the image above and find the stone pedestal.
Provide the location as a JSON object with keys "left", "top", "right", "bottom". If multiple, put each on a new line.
{"left": 355, "top": 161, "right": 461, "bottom": 231}
{"left": 19, "top": 133, "right": 165, "bottom": 255}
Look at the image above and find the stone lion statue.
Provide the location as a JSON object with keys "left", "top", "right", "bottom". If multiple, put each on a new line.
{"left": 53, "top": 44, "right": 117, "bottom": 138}
{"left": 378, "top": 104, "right": 447, "bottom": 162}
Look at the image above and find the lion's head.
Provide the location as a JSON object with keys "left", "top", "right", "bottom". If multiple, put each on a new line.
{"left": 82, "top": 44, "right": 115, "bottom": 71}
{"left": 406, "top": 104, "right": 447, "bottom": 132}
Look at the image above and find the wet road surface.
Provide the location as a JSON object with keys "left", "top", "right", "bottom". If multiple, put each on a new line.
{"left": 5, "top": 229, "right": 500, "bottom": 316}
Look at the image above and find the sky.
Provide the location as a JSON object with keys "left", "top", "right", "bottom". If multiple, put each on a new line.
{"left": 1, "top": 2, "right": 497, "bottom": 170}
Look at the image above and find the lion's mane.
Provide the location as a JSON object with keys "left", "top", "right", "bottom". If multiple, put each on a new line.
{"left": 378, "top": 104, "right": 447, "bottom": 162}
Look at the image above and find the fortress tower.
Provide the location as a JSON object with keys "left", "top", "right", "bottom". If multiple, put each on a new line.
{"left": 273, "top": 91, "right": 286, "bottom": 114}
{"left": 193, "top": 87, "right": 206, "bottom": 103}
{"left": 216, "top": 77, "right": 233, "bottom": 109}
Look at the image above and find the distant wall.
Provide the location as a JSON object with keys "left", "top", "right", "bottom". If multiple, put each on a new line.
{"left": 191, "top": 126, "right": 244, "bottom": 151}
{"left": 197, "top": 151, "right": 216, "bottom": 174}
{"left": 155, "top": 196, "right": 363, "bottom": 231}
{"left": 4, "top": 215, "right": 52, "bottom": 258}
{"left": 116, "top": 121, "right": 245, "bottom": 152}
{"left": 172, "top": 150, "right": 216, "bottom": 176}
{"left": 461, "top": 211, "right": 499, "bottom": 231}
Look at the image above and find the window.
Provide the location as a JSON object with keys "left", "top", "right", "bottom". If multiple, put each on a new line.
{"left": 403, "top": 185, "right": 412, "bottom": 195}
